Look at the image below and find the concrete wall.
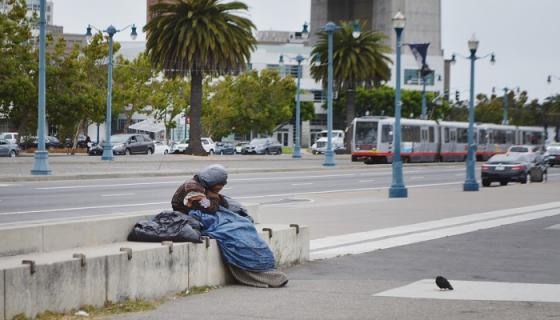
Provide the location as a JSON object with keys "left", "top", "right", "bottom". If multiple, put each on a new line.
{"left": 0, "top": 210, "right": 309, "bottom": 319}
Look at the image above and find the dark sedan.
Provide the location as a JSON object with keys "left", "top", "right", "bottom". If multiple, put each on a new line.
{"left": 215, "top": 142, "right": 235, "bottom": 155}
{"left": 89, "top": 134, "right": 155, "bottom": 156}
{"left": 481, "top": 154, "right": 547, "bottom": 187}
{"left": 242, "top": 138, "right": 283, "bottom": 155}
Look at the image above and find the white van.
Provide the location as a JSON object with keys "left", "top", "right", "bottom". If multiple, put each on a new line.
{"left": 0, "top": 132, "right": 19, "bottom": 144}
{"left": 311, "top": 130, "right": 345, "bottom": 154}
{"left": 201, "top": 137, "right": 216, "bottom": 154}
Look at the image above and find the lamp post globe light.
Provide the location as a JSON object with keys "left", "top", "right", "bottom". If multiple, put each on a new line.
{"left": 31, "top": 0, "right": 51, "bottom": 175}
{"left": 86, "top": 23, "right": 138, "bottom": 160}
{"left": 451, "top": 34, "right": 496, "bottom": 192}
{"left": 388, "top": 11, "right": 407, "bottom": 198}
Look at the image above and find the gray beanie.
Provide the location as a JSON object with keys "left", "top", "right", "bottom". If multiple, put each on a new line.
{"left": 197, "top": 164, "right": 228, "bottom": 188}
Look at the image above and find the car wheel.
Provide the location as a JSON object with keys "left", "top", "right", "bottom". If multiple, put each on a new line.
{"left": 220, "top": 151, "right": 224, "bottom": 155}
{"left": 164, "top": 149, "right": 168, "bottom": 155}
{"left": 277, "top": 148, "right": 282, "bottom": 155}
{"left": 125, "top": 149, "right": 131, "bottom": 155}
{"left": 482, "top": 179, "right": 491, "bottom": 187}
{"left": 9, "top": 150, "right": 16, "bottom": 158}
{"left": 148, "top": 148, "right": 154, "bottom": 155}
{"left": 500, "top": 181, "right": 508, "bottom": 186}
{"left": 265, "top": 149, "right": 271, "bottom": 155}
{"left": 209, "top": 150, "right": 214, "bottom": 155}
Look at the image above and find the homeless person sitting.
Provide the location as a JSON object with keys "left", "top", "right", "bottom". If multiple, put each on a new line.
{"left": 171, "top": 164, "right": 288, "bottom": 288}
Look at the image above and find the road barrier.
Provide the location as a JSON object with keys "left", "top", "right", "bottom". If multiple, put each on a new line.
{"left": 0, "top": 205, "right": 309, "bottom": 319}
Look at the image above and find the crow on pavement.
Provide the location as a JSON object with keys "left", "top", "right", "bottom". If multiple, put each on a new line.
{"left": 435, "top": 276, "right": 453, "bottom": 290}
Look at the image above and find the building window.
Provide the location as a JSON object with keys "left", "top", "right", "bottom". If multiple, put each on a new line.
{"left": 266, "top": 64, "right": 280, "bottom": 73}
{"left": 312, "top": 90, "right": 323, "bottom": 102}
{"left": 404, "top": 69, "right": 435, "bottom": 86}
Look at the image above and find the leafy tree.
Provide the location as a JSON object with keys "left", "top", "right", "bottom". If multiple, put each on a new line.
{"left": 113, "top": 53, "right": 156, "bottom": 132}
{"left": 311, "top": 21, "right": 392, "bottom": 151}
{"left": 144, "top": 0, "right": 256, "bottom": 155}
{"left": 147, "top": 77, "right": 190, "bottom": 144}
{"left": 0, "top": 0, "right": 37, "bottom": 134}
{"left": 203, "top": 69, "right": 296, "bottom": 139}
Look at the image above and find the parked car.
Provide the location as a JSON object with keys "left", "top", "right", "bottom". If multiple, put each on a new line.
{"left": 0, "top": 132, "right": 19, "bottom": 144}
{"left": 0, "top": 138, "right": 19, "bottom": 157}
{"left": 201, "top": 137, "right": 216, "bottom": 154}
{"left": 544, "top": 143, "right": 560, "bottom": 167}
{"left": 171, "top": 139, "right": 189, "bottom": 154}
{"left": 243, "top": 137, "right": 283, "bottom": 155}
{"left": 235, "top": 141, "right": 250, "bottom": 154}
{"left": 481, "top": 153, "right": 547, "bottom": 187}
{"left": 18, "top": 135, "right": 63, "bottom": 149}
{"left": 154, "top": 141, "right": 171, "bottom": 155}
{"left": 111, "top": 134, "right": 155, "bottom": 155}
{"left": 215, "top": 142, "right": 235, "bottom": 155}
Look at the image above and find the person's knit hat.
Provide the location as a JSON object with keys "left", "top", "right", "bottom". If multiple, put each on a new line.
{"left": 197, "top": 164, "right": 228, "bottom": 188}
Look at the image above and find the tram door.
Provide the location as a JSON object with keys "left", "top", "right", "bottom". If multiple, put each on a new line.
{"left": 449, "top": 128, "right": 458, "bottom": 160}
{"left": 419, "top": 127, "right": 429, "bottom": 161}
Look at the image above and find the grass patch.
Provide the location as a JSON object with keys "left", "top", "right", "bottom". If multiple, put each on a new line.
{"left": 12, "top": 299, "right": 158, "bottom": 320}
{"left": 178, "top": 285, "right": 218, "bottom": 297}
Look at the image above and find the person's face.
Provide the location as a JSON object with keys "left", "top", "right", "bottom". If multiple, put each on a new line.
{"left": 210, "top": 184, "right": 225, "bottom": 193}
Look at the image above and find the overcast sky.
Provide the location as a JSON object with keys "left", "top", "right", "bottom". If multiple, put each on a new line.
{"left": 53, "top": 0, "right": 560, "bottom": 102}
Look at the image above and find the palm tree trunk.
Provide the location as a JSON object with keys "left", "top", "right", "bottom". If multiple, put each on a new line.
{"left": 187, "top": 71, "right": 206, "bottom": 155}
{"left": 344, "top": 87, "right": 356, "bottom": 154}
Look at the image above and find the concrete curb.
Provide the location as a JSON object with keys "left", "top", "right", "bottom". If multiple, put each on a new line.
{"left": 0, "top": 162, "right": 463, "bottom": 183}
{"left": 0, "top": 208, "right": 309, "bottom": 319}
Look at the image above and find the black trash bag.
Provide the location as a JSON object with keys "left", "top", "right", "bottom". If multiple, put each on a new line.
{"left": 128, "top": 210, "right": 203, "bottom": 243}
{"left": 223, "top": 195, "right": 254, "bottom": 223}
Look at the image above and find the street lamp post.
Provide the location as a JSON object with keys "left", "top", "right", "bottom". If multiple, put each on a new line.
{"left": 451, "top": 35, "right": 496, "bottom": 192}
{"left": 86, "top": 23, "right": 137, "bottom": 160}
{"left": 31, "top": 0, "right": 51, "bottom": 175}
{"left": 421, "top": 76, "right": 428, "bottom": 120}
{"left": 293, "top": 54, "right": 304, "bottom": 158}
{"left": 502, "top": 87, "right": 509, "bottom": 125}
{"left": 388, "top": 12, "right": 408, "bottom": 198}
{"left": 323, "top": 22, "right": 339, "bottom": 167}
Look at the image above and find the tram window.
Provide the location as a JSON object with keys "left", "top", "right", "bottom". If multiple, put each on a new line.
{"left": 355, "top": 121, "right": 378, "bottom": 145}
{"left": 479, "top": 130, "right": 487, "bottom": 144}
{"left": 429, "top": 127, "right": 435, "bottom": 143}
{"left": 493, "top": 130, "right": 506, "bottom": 144}
{"left": 506, "top": 131, "right": 514, "bottom": 144}
{"left": 381, "top": 125, "right": 393, "bottom": 143}
{"left": 457, "top": 128, "right": 468, "bottom": 143}
{"left": 450, "top": 130, "right": 457, "bottom": 142}
{"left": 444, "top": 128, "right": 450, "bottom": 143}
{"left": 402, "top": 125, "right": 421, "bottom": 142}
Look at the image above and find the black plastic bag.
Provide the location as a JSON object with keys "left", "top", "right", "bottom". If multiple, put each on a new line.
{"left": 128, "top": 210, "right": 203, "bottom": 243}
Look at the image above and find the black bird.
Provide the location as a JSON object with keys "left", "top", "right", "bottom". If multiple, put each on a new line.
{"left": 435, "top": 276, "right": 453, "bottom": 290}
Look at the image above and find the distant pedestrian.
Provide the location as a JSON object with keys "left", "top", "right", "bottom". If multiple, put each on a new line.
{"left": 85, "top": 136, "right": 92, "bottom": 153}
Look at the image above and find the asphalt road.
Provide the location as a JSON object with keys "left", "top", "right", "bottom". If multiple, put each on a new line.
{"left": 1, "top": 164, "right": 559, "bottom": 225}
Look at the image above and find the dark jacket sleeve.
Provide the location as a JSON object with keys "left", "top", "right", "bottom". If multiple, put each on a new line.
{"left": 171, "top": 178, "right": 227, "bottom": 214}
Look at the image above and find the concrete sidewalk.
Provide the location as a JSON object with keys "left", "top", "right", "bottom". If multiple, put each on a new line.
{"left": 108, "top": 179, "right": 560, "bottom": 320}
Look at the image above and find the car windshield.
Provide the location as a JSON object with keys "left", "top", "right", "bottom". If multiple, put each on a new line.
{"left": 250, "top": 139, "right": 267, "bottom": 146}
{"left": 488, "top": 154, "right": 526, "bottom": 164}
{"left": 509, "top": 146, "right": 529, "bottom": 153}
{"left": 112, "top": 135, "right": 130, "bottom": 143}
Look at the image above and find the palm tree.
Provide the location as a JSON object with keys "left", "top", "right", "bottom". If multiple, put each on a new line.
{"left": 144, "top": 0, "right": 256, "bottom": 155}
{"left": 311, "top": 21, "right": 392, "bottom": 152}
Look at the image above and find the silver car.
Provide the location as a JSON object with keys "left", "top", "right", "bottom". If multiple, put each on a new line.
{"left": 0, "top": 138, "right": 20, "bottom": 157}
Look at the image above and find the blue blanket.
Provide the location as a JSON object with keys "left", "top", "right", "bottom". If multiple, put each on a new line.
{"left": 189, "top": 207, "right": 275, "bottom": 271}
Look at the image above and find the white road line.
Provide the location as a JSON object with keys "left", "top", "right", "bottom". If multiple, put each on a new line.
{"left": 292, "top": 183, "right": 313, "bottom": 186}
{"left": 36, "top": 181, "right": 182, "bottom": 190}
{"left": 359, "top": 180, "right": 376, "bottom": 183}
{"left": 410, "top": 176, "right": 425, "bottom": 180}
{"left": 0, "top": 202, "right": 168, "bottom": 216}
{"left": 375, "top": 279, "right": 560, "bottom": 303}
{"left": 101, "top": 193, "right": 135, "bottom": 197}
{"left": 0, "top": 184, "right": 14, "bottom": 187}
{"left": 0, "top": 181, "right": 464, "bottom": 216}
{"left": 311, "top": 207, "right": 560, "bottom": 260}
{"left": 311, "top": 201, "right": 560, "bottom": 251}
{"left": 455, "top": 173, "right": 464, "bottom": 177}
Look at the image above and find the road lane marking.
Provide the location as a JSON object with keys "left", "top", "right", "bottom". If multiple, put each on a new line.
{"left": 0, "top": 202, "right": 168, "bottom": 216}
{"left": 410, "top": 176, "right": 425, "bottom": 180}
{"left": 311, "top": 206, "right": 560, "bottom": 260}
{"left": 311, "top": 201, "right": 560, "bottom": 251}
{"left": 101, "top": 193, "right": 135, "bottom": 197}
{"left": 292, "top": 183, "right": 314, "bottom": 186}
{"left": 0, "top": 181, "right": 464, "bottom": 216}
{"left": 359, "top": 180, "right": 377, "bottom": 183}
{"left": 375, "top": 279, "right": 560, "bottom": 303}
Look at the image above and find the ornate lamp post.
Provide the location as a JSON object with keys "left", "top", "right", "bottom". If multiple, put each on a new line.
{"left": 31, "top": 0, "right": 51, "bottom": 175}
{"left": 86, "top": 23, "right": 137, "bottom": 160}
{"left": 451, "top": 35, "right": 496, "bottom": 192}
{"left": 388, "top": 12, "right": 408, "bottom": 198}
